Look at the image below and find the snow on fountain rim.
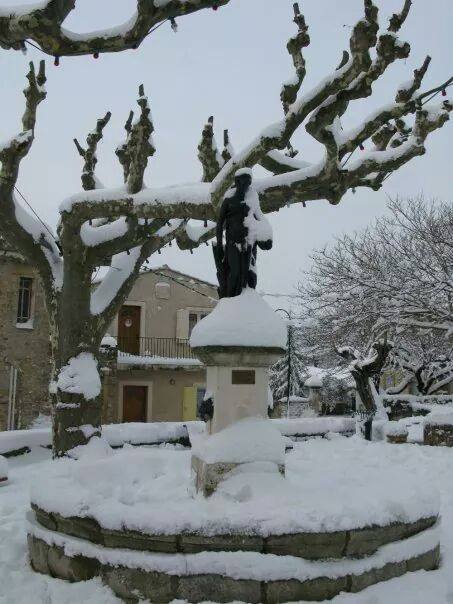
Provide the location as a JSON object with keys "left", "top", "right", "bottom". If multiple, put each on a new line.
{"left": 27, "top": 511, "right": 440, "bottom": 583}
{"left": 190, "top": 289, "right": 287, "bottom": 349}
{"left": 30, "top": 436, "right": 440, "bottom": 537}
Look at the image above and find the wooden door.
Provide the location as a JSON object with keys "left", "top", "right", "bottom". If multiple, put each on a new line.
{"left": 183, "top": 387, "right": 197, "bottom": 421}
{"left": 123, "top": 385, "right": 148, "bottom": 422}
{"left": 118, "top": 305, "right": 141, "bottom": 355}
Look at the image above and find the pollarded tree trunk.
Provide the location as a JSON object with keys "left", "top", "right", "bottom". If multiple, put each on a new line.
{"left": 50, "top": 253, "right": 104, "bottom": 457}
{"left": 338, "top": 337, "right": 393, "bottom": 440}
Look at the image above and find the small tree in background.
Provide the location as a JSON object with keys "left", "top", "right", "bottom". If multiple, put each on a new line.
{"left": 269, "top": 325, "right": 309, "bottom": 402}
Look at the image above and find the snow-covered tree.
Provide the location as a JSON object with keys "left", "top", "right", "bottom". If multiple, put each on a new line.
{"left": 298, "top": 196, "right": 453, "bottom": 403}
{"left": 300, "top": 197, "right": 453, "bottom": 340}
{"left": 0, "top": 1, "right": 227, "bottom": 56}
{"left": 388, "top": 331, "right": 453, "bottom": 395}
{"left": 1, "top": 1, "right": 452, "bottom": 456}
{"left": 337, "top": 337, "right": 393, "bottom": 414}
{"left": 269, "top": 325, "right": 308, "bottom": 401}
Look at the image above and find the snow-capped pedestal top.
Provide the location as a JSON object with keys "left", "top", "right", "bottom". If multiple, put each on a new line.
{"left": 190, "top": 289, "right": 286, "bottom": 349}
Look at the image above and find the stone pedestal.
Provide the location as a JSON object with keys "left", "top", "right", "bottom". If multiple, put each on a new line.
{"left": 189, "top": 290, "right": 287, "bottom": 496}
{"left": 192, "top": 346, "right": 284, "bottom": 434}
{"left": 191, "top": 345, "right": 286, "bottom": 496}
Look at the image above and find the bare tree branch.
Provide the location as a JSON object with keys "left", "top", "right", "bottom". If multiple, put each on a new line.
{"left": 126, "top": 84, "right": 155, "bottom": 194}
{"left": 197, "top": 116, "right": 222, "bottom": 182}
{"left": 74, "top": 111, "right": 111, "bottom": 191}
{"left": 280, "top": 2, "right": 310, "bottom": 113}
{"left": 0, "top": 61, "right": 60, "bottom": 300}
{"left": 0, "top": 0, "right": 230, "bottom": 56}
{"left": 210, "top": 0, "right": 381, "bottom": 209}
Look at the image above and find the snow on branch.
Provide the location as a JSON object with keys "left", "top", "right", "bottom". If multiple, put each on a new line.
{"left": 198, "top": 116, "right": 222, "bottom": 182}
{"left": 280, "top": 2, "right": 310, "bottom": 114}
{"left": 206, "top": 0, "right": 451, "bottom": 209}
{"left": 0, "top": 60, "right": 62, "bottom": 294}
{"left": 0, "top": 0, "right": 230, "bottom": 57}
{"left": 125, "top": 85, "right": 155, "bottom": 194}
{"left": 74, "top": 111, "right": 111, "bottom": 191}
{"left": 57, "top": 2, "right": 451, "bottom": 233}
{"left": 210, "top": 0, "right": 381, "bottom": 208}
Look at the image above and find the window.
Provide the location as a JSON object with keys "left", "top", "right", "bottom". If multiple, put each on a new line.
{"left": 16, "top": 277, "right": 34, "bottom": 325}
{"left": 188, "top": 311, "right": 208, "bottom": 337}
{"left": 232, "top": 370, "right": 256, "bottom": 385}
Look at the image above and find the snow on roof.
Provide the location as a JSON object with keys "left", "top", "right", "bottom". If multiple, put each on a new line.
{"left": 150, "top": 265, "right": 217, "bottom": 291}
{"left": 190, "top": 289, "right": 287, "bottom": 349}
{"left": 304, "top": 374, "right": 323, "bottom": 388}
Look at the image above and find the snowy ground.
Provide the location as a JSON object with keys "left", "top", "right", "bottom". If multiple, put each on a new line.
{"left": 1, "top": 438, "right": 453, "bottom": 603}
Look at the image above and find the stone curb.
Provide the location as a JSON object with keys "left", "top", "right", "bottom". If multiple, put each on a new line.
{"left": 31, "top": 504, "right": 438, "bottom": 560}
{"left": 28, "top": 533, "right": 440, "bottom": 603}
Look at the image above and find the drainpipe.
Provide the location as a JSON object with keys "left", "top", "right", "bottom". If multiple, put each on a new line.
{"left": 7, "top": 364, "right": 18, "bottom": 431}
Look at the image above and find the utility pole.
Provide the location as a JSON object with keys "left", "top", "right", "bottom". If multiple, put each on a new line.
{"left": 276, "top": 308, "right": 292, "bottom": 418}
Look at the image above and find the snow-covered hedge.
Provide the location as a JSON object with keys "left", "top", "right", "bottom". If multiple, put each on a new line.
{"left": 384, "top": 394, "right": 453, "bottom": 420}
{"left": 271, "top": 417, "right": 355, "bottom": 437}
{"left": 0, "top": 422, "right": 205, "bottom": 457}
{"left": 424, "top": 412, "right": 453, "bottom": 427}
{"left": 385, "top": 422, "right": 409, "bottom": 437}
{"left": 0, "top": 417, "right": 356, "bottom": 457}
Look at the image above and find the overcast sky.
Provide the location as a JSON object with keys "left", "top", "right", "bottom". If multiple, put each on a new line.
{"left": 2, "top": 0, "right": 452, "bottom": 311}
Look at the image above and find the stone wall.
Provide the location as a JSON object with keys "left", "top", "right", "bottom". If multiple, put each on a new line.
{"left": 0, "top": 255, "right": 51, "bottom": 429}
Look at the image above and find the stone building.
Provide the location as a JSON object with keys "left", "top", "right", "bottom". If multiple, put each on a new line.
{"left": 0, "top": 241, "right": 217, "bottom": 428}
{"left": 0, "top": 246, "right": 51, "bottom": 430}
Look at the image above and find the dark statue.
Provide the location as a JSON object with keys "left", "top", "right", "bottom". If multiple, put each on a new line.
{"left": 213, "top": 170, "right": 272, "bottom": 298}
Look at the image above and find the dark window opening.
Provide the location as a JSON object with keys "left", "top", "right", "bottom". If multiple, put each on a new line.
{"left": 17, "top": 277, "right": 33, "bottom": 324}
{"left": 232, "top": 370, "right": 256, "bottom": 385}
{"left": 188, "top": 311, "right": 209, "bottom": 337}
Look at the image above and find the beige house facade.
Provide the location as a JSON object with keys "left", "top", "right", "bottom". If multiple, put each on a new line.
{"left": 0, "top": 243, "right": 217, "bottom": 429}
{"left": 103, "top": 266, "right": 217, "bottom": 423}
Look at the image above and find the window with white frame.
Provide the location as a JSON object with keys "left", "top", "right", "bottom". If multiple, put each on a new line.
{"left": 176, "top": 309, "right": 210, "bottom": 340}
{"left": 188, "top": 311, "right": 208, "bottom": 337}
{"left": 16, "top": 277, "right": 34, "bottom": 325}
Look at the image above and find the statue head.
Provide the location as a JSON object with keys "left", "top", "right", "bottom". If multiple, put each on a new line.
{"left": 234, "top": 168, "right": 252, "bottom": 195}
